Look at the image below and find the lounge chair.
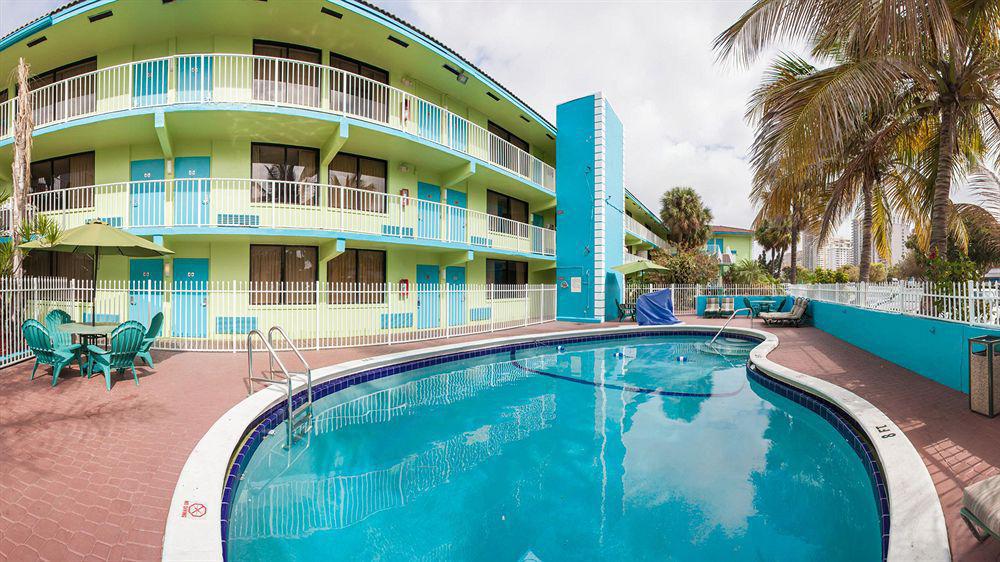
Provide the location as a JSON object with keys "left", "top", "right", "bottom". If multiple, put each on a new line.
{"left": 45, "top": 309, "right": 85, "bottom": 365}
{"left": 703, "top": 297, "right": 720, "bottom": 318}
{"left": 962, "top": 475, "right": 1000, "bottom": 542}
{"left": 86, "top": 322, "right": 146, "bottom": 391}
{"left": 22, "top": 319, "right": 85, "bottom": 387}
{"left": 136, "top": 312, "right": 163, "bottom": 368}
{"left": 720, "top": 297, "right": 735, "bottom": 317}
{"left": 615, "top": 299, "right": 636, "bottom": 322}
{"left": 761, "top": 297, "right": 810, "bottom": 327}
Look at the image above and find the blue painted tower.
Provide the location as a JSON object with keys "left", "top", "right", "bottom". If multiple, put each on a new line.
{"left": 555, "top": 93, "right": 625, "bottom": 322}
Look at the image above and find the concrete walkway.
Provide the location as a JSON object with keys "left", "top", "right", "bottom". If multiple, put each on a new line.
{"left": 0, "top": 317, "right": 997, "bottom": 561}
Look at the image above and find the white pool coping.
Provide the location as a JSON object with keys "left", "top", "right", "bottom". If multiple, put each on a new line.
{"left": 162, "top": 325, "right": 950, "bottom": 562}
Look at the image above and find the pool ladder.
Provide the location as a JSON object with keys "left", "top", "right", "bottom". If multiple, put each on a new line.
{"left": 246, "top": 326, "right": 313, "bottom": 448}
{"left": 707, "top": 307, "right": 753, "bottom": 348}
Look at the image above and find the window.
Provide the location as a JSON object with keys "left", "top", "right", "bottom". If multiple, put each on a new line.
{"left": 488, "top": 121, "right": 529, "bottom": 152}
{"left": 486, "top": 190, "right": 530, "bottom": 236}
{"left": 249, "top": 245, "right": 318, "bottom": 305}
{"left": 328, "top": 153, "right": 387, "bottom": 212}
{"left": 0, "top": 89, "right": 8, "bottom": 133}
{"left": 23, "top": 251, "right": 94, "bottom": 301}
{"left": 252, "top": 40, "right": 322, "bottom": 107}
{"left": 28, "top": 57, "right": 97, "bottom": 125}
{"left": 251, "top": 143, "right": 319, "bottom": 206}
{"left": 326, "top": 249, "right": 386, "bottom": 303}
{"left": 330, "top": 53, "right": 389, "bottom": 122}
{"left": 29, "top": 152, "right": 95, "bottom": 212}
{"left": 486, "top": 259, "right": 527, "bottom": 299}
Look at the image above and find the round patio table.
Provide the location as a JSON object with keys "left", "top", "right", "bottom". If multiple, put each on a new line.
{"left": 59, "top": 322, "right": 118, "bottom": 349}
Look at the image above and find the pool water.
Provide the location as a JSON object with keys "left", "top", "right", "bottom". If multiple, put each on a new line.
{"left": 227, "top": 335, "right": 882, "bottom": 561}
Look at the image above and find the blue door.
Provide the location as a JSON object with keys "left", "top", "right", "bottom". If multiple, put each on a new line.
{"left": 133, "top": 59, "right": 169, "bottom": 107}
{"left": 172, "top": 258, "right": 209, "bottom": 337}
{"left": 446, "top": 266, "right": 466, "bottom": 326}
{"left": 445, "top": 189, "right": 467, "bottom": 244}
{"left": 174, "top": 157, "right": 211, "bottom": 226}
{"left": 130, "top": 159, "right": 165, "bottom": 227}
{"left": 417, "top": 182, "right": 440, "bottom": 240}
{"left": 417, "top": 100, "right": 442, "bottom": 143}
{"left": 531, "top": 213, "right": 544, "bottom": 253}
{"left": 177, "top": 55, "right": 213, "bottom": 103}
{"left": 129, "top": 259, "right": 164, "bottom": 328}
{"left": 448, "top": 115, "right": 468, "bottom": 152}
{"left": 416, "top": 264, "right": 440, "bottom": 330}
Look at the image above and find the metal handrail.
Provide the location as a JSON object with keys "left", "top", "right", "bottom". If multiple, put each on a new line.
{"left": 708, "top": 307, "right": 753, "bottom": 347}
{"left": 268, "top": 325, "right": 312, "bottom": 407}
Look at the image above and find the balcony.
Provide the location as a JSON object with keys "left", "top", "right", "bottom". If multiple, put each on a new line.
{"left": 20, "top": 179, "right": 557, "bottom": 257}
{"left": 623, "top": 252, "right": 643, "bottom": 264}
{"left": 0, "top": 54, "right": 555, "bottom": 191}
{"left": 623, "top": 214, "right": 668, "bottom": 249}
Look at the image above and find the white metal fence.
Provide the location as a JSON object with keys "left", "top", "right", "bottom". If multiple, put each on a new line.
{"left": 789, "top": 281, "right": 1000, "bottom": 327}
{"left": 20, "top": 179, "right": 556, "bottom": 256}
{"left": 0, "top": 277, "right": 556, "bottom": 368}
{"left": 624, "top": 284, "right": 787, "bottom": 313}
{"left": 0, "top": 53, "right": 555, "bottom": 190}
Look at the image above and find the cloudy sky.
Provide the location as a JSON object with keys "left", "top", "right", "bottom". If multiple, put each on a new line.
{"left": 1, "top": 0, "right": 780, "bottom": 229}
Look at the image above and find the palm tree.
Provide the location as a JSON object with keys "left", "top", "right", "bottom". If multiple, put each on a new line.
{"left": 716, "top": 0, "right": 1000, "bottom": 256}
{"left": 658, "top": 187, "right": 713, "bottom": 251}
{"left": 10, "top": 57, "right": 33, "bottom": 278}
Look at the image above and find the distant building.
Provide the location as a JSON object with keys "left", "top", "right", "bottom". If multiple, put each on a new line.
{"left": 801, "top": 233, "right": 853, "bottom": 270}
{"left": 851, "top": 211, "right": 911, "bottom": 265}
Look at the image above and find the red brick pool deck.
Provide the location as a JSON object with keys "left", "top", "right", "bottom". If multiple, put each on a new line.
{"left": 1, "top": 316, "right": 998, "bottom": 561}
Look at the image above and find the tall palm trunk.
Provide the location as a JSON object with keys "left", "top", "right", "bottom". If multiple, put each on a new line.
{"left": 11, "top": 58, "right": 33, "bottom": 279}
{"left": 789, "top": 225, "right": 798, "bottom": 283}
{"left": 929, "top": 98, "right": 958, "bottom": 255}
{"left": 858, "top": 178, "right": 873, "bottom": 282}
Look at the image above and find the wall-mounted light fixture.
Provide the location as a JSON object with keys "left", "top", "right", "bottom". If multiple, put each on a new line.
{"left": 456, "top": 72, "right": 469, "bottom": 85}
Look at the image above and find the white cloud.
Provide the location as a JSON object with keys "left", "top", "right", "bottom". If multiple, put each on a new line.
{"left": 382, "top": 0, "right": 764, "bottom": 228}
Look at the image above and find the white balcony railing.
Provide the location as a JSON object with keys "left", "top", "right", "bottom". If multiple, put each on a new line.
{"left": 623, "top": 252, "right": 643, "bottom": 264}
{"left": 623, "top": 214, "right": 668, "bottom": 249}
{"left": 22, "top": 179, "right": 556, "bottom": 256}
{"left": 0, "top": 53, "right": 556, "bottom": 190}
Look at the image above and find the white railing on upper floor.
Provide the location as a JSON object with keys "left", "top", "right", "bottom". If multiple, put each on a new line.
{"left": 623, "top": 214, "right": 668, "bottom": 249}
{"left": 22, "top": 179, "right": 556, "bottom": 256}
{"left": 0, "top": 53, "right": 555, "bottom": 190}
{"left": 623, "top": 252, "right": 643, "bottom": 264}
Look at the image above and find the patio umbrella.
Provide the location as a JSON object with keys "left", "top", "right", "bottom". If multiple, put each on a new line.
{"left": 611, "top": 260, "right": 668, "bottom": 276}
{"left": 20, "top": 221, "right": 173, "bottom": 325}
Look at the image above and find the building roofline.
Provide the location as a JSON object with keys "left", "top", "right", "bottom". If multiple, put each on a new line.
{"left": 0, "top": 0, "right": 557, "bottom": 135}
{"left": 711, "top": 225, "right": 754, "bottom": 234}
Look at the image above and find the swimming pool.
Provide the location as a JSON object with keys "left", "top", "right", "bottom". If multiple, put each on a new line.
{"left": 224, "top": 333, "right": 885, "bottom": 561}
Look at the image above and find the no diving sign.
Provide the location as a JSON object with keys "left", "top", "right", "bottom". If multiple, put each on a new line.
{"left": 181, "top": 500, "right": 207, "bottom": 519}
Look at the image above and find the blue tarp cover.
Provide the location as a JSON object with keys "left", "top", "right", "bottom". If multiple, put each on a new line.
{"left": 635, "top": 289, "right": 681, "bottom": 325}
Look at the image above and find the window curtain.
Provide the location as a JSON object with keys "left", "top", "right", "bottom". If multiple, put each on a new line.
{"left": 250, "top": 245, "right": 283, "bottom": 305}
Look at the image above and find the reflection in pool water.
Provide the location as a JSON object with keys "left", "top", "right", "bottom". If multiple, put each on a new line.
{"left": 228, "top": 336, "right": 882, "bottom": 561}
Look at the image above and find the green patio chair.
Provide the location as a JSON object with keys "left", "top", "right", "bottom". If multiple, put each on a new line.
{"left": 86, "top": 322, "right": 146, "bottom": 391}
{"left": 22, "top": 319, "right": 85, "bottom": 387}
{"left": 136, "top": 312, "right": 163, "bottom": 368}
{"left": 44, "top": 309, "right": 85, "bottom": 364}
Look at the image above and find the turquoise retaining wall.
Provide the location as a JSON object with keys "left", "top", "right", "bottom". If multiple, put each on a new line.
{"left": 695, "top": 295, "right": 791, "bottom": 316}
{"left": 809, "top": 301, "right": 1000, "bottom": 393}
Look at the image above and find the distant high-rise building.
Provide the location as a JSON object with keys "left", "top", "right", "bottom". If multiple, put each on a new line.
{"left": 801, "top": 233, "right": 853, "bottom": 270}
{"left": 851, "top": 210, "right": 912, "bottom": 265}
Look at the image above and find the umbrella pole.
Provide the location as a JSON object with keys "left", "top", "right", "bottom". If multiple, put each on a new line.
{"left": 92, "top": 249, "right": 99, "bottom": 326}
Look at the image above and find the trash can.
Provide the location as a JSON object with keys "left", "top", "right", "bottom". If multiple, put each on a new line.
{"left": 969, "top": 335, "right": 1000, "bottom": 417}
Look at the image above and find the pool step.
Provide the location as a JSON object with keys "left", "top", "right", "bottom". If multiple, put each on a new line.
{"left": 695, "top": 340, "right": 756, "bottom": 357}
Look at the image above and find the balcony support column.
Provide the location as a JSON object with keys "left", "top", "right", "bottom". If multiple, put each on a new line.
{"left": 440, "top": 250, "right": 474, "bottom": 267}
{"left": 154, "top": 110, "right": 174, "bottom": 162}
{"left": 441, "top": 161, "right": 475, "bottom": 189}
{"left": 320, "top": 121, "right": 350, "bottom": 170}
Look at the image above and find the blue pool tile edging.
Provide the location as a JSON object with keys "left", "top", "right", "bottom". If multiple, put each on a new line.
{"left": 747, "top": 365, "right": 890, "bottom": 561}
{"left": 220, "top": 329, "right": 887, "bottom": 561}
